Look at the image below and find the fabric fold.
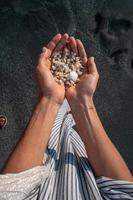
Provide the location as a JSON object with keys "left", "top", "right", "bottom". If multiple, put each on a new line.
{"left": 96, "top": 176, "right": 133, "bottom": 199}
{"left": 0, "top": 154, "right": 50, "bottom": 200}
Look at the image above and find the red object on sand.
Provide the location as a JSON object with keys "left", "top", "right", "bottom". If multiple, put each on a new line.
{"left": 0, "top": 115, "right": 7, "bottom": 129}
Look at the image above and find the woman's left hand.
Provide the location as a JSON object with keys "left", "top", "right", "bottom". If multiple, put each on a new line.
{"left": 65, "top": 37, "right": 99, "bottom": 104}
{"left": 36, "top": 33, "right": 69, "bottom": 105}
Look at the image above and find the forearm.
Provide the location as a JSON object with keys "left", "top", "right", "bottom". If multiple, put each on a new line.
{"left": 68, "top": 96, "right": 133, "bottom": 181}
{"left": 2, "top": 97, "right": 60, "bottom": 173}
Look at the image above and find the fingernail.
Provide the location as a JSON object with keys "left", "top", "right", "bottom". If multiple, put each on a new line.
{"left": 42, "top": 47, "right": 47, "bottom": 52}
{"left": 56, "top": 33, "right": 61, "bottom": 37}
{"left": 70, "top": 36, "right": 73, "bottom": 40}
{"left": 63, "top": 33, "right": 69, "bottom": 38}
{"left": 90, "top": 57, "right": 94, "bottom": 62}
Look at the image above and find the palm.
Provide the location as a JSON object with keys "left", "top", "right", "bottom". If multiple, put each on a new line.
{"left": 66, "top": 73, "right": 98, "bottom": 101}
{"left": 65, "top": 37, "right": 99, "bottom": 102}
{"left": 37, "top": 58, "right": 65, "bottom": 101}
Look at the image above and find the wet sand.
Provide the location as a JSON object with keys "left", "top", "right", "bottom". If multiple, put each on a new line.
{"left": 0, "top": 0, "right": 133, "bottom": 173}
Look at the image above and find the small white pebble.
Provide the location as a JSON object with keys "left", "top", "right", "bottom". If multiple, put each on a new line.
{"left": 52, "top": 65, "right": 56, "bottom": 70}
{"left": 59, "top": 79, "right": 62, "bottom": 84}
{"left": 77, "top": 70, "right": 83, "bottom": 76}
{"left": 75, "top": 57, "right": 80, "bottom": 61}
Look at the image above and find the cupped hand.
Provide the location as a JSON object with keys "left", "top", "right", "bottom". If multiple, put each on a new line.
{"left": 65, "top": 37, "right": 99, "bottom": 103}
{"left": 36, "top": 33, "right": 69, "bottom": 105}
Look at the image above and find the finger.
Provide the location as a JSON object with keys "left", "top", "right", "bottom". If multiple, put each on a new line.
{"left": 53, "top": 33, "right": 69, "bottom": 54}
{"left": 76, "top": 39, "right": 87, "bottom": 65}
{"left": 69, "top": 36, "right": 78, "bottom": 55}
{"left": 66, "top": 40, "right": 71, "bottom": 51}
{"left": 38, "top": 48, "right": 51, "bottom": 69}
{"left": 42, "top": 46, "right": 47, "bottom": 52}
{"left": 44, "top": 33, "right": 62, "bottom": 58}
{"left": 40, "top": 47, "right": 50, "bottom": 59}
{"left": 87, "top": 57, "right": 99, "bottom": 75}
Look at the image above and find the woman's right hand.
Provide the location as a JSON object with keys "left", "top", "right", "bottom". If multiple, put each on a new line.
{"left": 36, "top": 33, "right": 69, "bottom": 105}
{"left": 65, "top": 37, "right": 99, "bottom": 104}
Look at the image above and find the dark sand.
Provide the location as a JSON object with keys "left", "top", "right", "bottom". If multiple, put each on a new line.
{"left": 0, "top": 0, "right": 133, "bottom": 173}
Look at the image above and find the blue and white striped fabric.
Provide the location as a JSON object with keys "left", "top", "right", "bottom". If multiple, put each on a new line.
{"left": 37, "top": 99, "right": 133, "bottom": 200}
{"left": 0, "top": 98, "right": 133, "bottom": 199}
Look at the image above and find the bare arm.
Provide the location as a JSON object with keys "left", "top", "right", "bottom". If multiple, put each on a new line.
{"left": 1, "top": 97, "right": 60, "bottom": 173}
{"left": 68, "top": 96, "right": 133, "bottom": 181}
{"left": 66, "top": 37, "right": 133, "bottom": 182}
{"left": 1, "top": 33, "right": 68, "bottom": 174}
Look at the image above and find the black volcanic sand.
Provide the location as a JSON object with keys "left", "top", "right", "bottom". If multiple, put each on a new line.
{"left": 0, "top": 0, "right": 133, "bottom": 173}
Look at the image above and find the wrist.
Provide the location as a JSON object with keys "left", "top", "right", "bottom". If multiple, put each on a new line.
{"left": 68, "top": 95, "right": 95, "bottom": 112}
{"left": 68, "top": 95, "right": 94, "bottom": 107}
{"left": 39, "top": 96, "right": 61, "bottom": 108}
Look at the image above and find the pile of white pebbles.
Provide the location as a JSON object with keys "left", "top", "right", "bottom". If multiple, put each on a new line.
{"left": 50, "top": 48, "right": 85, "bottom": 87}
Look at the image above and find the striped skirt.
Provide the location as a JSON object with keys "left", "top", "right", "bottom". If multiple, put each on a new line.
{"left": 0, "top": 99, "right": 133, "bottom": 199}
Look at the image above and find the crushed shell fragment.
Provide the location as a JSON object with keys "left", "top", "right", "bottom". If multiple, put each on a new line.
{"left": 68, "top": 71, "right": 78, "bottom": 82}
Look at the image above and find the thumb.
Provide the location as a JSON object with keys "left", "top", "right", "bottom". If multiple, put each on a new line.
{"left": 87, "top": 57, "right": 98, "bottom": 75}
{"left": 41, "top": 47, "right": 51, "bottom": 59}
